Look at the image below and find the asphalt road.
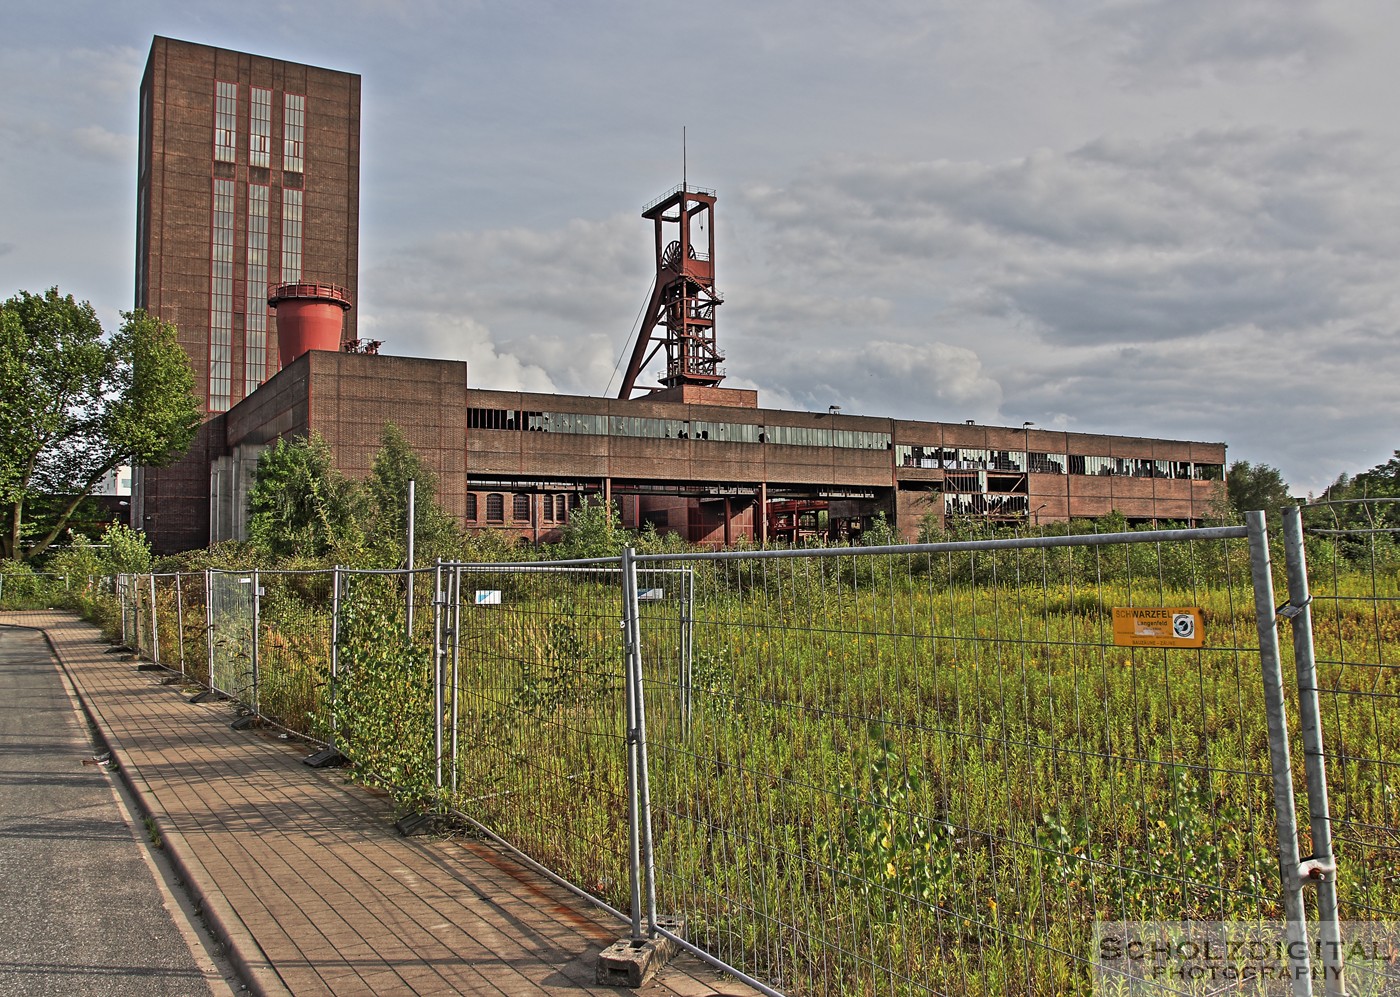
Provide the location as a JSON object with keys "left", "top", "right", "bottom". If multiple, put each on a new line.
{"left": 0, "top": 627, "right": 228, "bottom": 996}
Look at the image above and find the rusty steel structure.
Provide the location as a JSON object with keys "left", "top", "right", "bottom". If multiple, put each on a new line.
{"left": 618, "top": 185, "right": 724, "bottom": 398}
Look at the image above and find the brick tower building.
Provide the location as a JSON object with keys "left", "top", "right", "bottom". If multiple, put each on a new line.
{"left": 133, "top": 36, "right": 360, "bottom": 550}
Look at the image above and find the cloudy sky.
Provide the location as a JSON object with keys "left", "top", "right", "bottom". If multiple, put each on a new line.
{"left": 4, "top": 0, "right": 1399, "bottom": 493}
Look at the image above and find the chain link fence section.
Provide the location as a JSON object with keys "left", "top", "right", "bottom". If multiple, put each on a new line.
{"left": 117, "top": 573, "right": 143, "bottom": 655}
{"left": 1297, "top": 498, "right": 1400, "bottom": 929}
{"left": 631, "top": 526, "right": 1294, "bottom": 996}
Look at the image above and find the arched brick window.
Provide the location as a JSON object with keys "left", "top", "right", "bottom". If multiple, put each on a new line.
{"left": 513, "top": 494, "right": 531, "bottom": 521}
{"left": 486, "top": 493, "right": 504, "bottom": 523}
{"left": 465, "top": 493, "right": 477, "bottom": 521}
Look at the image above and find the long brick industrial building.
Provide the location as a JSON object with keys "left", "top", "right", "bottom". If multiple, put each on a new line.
{"left": 200, "top": 351, "right": 1224, "bottom": 550}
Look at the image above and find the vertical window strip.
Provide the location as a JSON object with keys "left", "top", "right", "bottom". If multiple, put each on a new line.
{"left": 249, "top": 87, "right": 271, "bottom": 168}
{"left": 214, "top": 82, "right": 237, "bottom": 163}
{"left": 283, "top": 93, "right": 305, "bottom": 172}
{"left": 281, "top": 188, "right": 303, "bottom": 282}
{"left": 245, "top": 184, "right": 270, "bottom": 388}
{"left": 210, "top": 179, "right": 236, "bottom": 412}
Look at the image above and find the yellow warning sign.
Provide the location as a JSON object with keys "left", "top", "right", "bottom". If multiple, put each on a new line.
{"left": 1112, "top": 607, "right": 1205, "bottom": 648}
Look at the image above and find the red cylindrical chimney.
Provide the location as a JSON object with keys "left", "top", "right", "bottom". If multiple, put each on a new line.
{"left": 268, "top": 281, "right": 353, "bottom": 369}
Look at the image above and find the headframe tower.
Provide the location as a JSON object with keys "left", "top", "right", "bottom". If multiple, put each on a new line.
{"left": 618, "top": 185, "right": 724, "bottom": 397}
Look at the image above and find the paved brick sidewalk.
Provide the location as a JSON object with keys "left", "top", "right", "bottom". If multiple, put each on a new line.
{"left": 2, "top": 611, "right": 752, "bottom": 997}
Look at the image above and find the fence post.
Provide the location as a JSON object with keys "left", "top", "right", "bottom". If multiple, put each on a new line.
{"left": 175, "top": 573, "right": 186, "bottom": 680}
{"left": 432, "top": 561, "right": 444, "bottom": 794}
{"left": 204, "top": 569, "right": 214, "bottom": 690}
{"left": 450, "top": 564, "right": 461, "bottom": 798}
{"left": 1246, "top": 510, "right": 1313, "bottom": 997}
{"left": 681, "top": 568, "right": 694, "bottom": 740}
{"left": 1281, "top": 505, "right": 1346, "bottom": 995}
{"left": 149, "top": 574, "right": 160, "bottom": 666}
{"left": 330, "top": 566, "right": 341, "bottom": 752}
{"left": 406, "top": 479, "right": 416, "bottom": 644}
{"left": 133, "top": 575, "right": 144, "bottom": 654}
{"left": 621, "top": 547, "right": 659, "bottom": 939}
{"left": 251, "top": 569, "right": 261, "bottom": 716}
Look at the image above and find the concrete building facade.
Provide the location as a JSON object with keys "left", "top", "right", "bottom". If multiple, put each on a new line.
{"left": 134, "top": 37, "right": 360, "bottom": 551}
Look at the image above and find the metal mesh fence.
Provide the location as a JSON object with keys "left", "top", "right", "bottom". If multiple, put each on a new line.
{"left": 208, "top": 569, "right": 256, "bottom": 702}
{"left": 173, "top": 572, "right": 207, "bottom": 684}
{"left": 1298, "top": 500, "right": 1400, "bottom": 929}
{"left": 101, "top": 516, "right": 1385, "bottom": 996}
{"left": 327, "top": 568, "right": 425, "bottom": 778}
{"left": 438, "top": 562, "right": 636, "bottom": 916}
{"left": 633, "top": 530, "right": 1285, "bottom": 996}
{"left": 254, "top": 570, "right": 335, "bottom": 741}
{"left": 119, "top": 572, "right": 206, "bottom": 682}
{"left": 123, "top": 573, "right": 150, "bottom": 659}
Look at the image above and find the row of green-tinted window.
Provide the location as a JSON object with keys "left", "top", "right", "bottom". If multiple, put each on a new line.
{"left": 896, "top": 445, "right": 1223, "bottom": 480}
{"left": 468, "top": 408, "right": 891, "bottom": 450}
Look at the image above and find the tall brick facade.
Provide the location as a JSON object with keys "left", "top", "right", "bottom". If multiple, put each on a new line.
{"left": 135, "top": 37, "right": 360, "bottom": 551}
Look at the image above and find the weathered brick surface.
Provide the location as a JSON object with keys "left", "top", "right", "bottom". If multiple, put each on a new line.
{"left": 139, "top": 37, "right": 360, "bottom": 415}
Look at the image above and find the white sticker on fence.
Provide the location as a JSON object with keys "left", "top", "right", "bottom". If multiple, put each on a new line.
{"left": 474, "top": 590, "right": 502, "bottom": 606}
{"left": 638, "top": 588, "right": 665, "bottom": 602}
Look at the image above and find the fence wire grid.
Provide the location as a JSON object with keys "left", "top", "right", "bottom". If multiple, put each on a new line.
{"left": 1299, "top": 501, "right": 1400, "bottom": 936}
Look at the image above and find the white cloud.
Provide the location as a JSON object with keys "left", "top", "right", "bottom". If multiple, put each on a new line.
{"left": 361, "top": 213, "right": 649, "bottom": 394}
{"left": 360, "top": 311, "right": 556, "bottom": 393}
{"left": 71, "top": 125, "right": 134, "bottom": 163}
{"left": 748, "top": 339, "right": 1003, "bottom": 423}
{"left": 1092, "top": 0, "right": 1346, "bottom": 86}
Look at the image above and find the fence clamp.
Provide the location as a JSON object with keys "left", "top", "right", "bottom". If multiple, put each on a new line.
{"left": 1275, "top": 597, "right": 1312, "bottom": 621}
{"left": 1296, "top": 855, "right": 1335, "bottom": 885}
{"left": 625, "top": 727, "right": 641, "bottom": 746}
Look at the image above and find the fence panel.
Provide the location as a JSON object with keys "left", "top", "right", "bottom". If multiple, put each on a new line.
{"left": 327, "top": 568, "right": 422, "bottom": 780}
{"left": 633, "top": 529, "right": 1287, "bottom": 996}
{"left": 129, "top": 573, "right": 156, "bottom": 661}
{"left": 1298, "top": 499, "right": 1400, "bottom": 938}
{"left": 208, "top": 569, "right": 257, "bottom": 702}
{"left": 439, "top": 562, "right": 673, "bottom": 919}
{"left": 174, "top": 572, "right": 209, "bottom": 685}
{"left": 254, "top": 569, "right": 335, "bottom": 741}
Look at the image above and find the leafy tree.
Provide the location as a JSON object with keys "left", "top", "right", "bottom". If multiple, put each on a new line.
{"left": 101, "top": 522, "right": 154, "bottom": 574}
{"left": 0, "top": 289, "right": 200, "bottom": 561}
{"left": 247, "top": 433, "right": 363, "bottom": 561}
{"left": 1226, "top": 460, "right": 1294, "bottom": 520}
{"left": 1315, "top": 449, "right": 1400, "bottom": 531}
{"left": 858, "top": 511, "right": 902, "bottom": 547}
{"left": 1352, "top": 450, "right": 1400, "bottom": 498}
{"left": 554, "top": 498, "right": 622, "bottom": 559}
{"left": 364, "top": 423, "right": 460, "bottom": 565}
